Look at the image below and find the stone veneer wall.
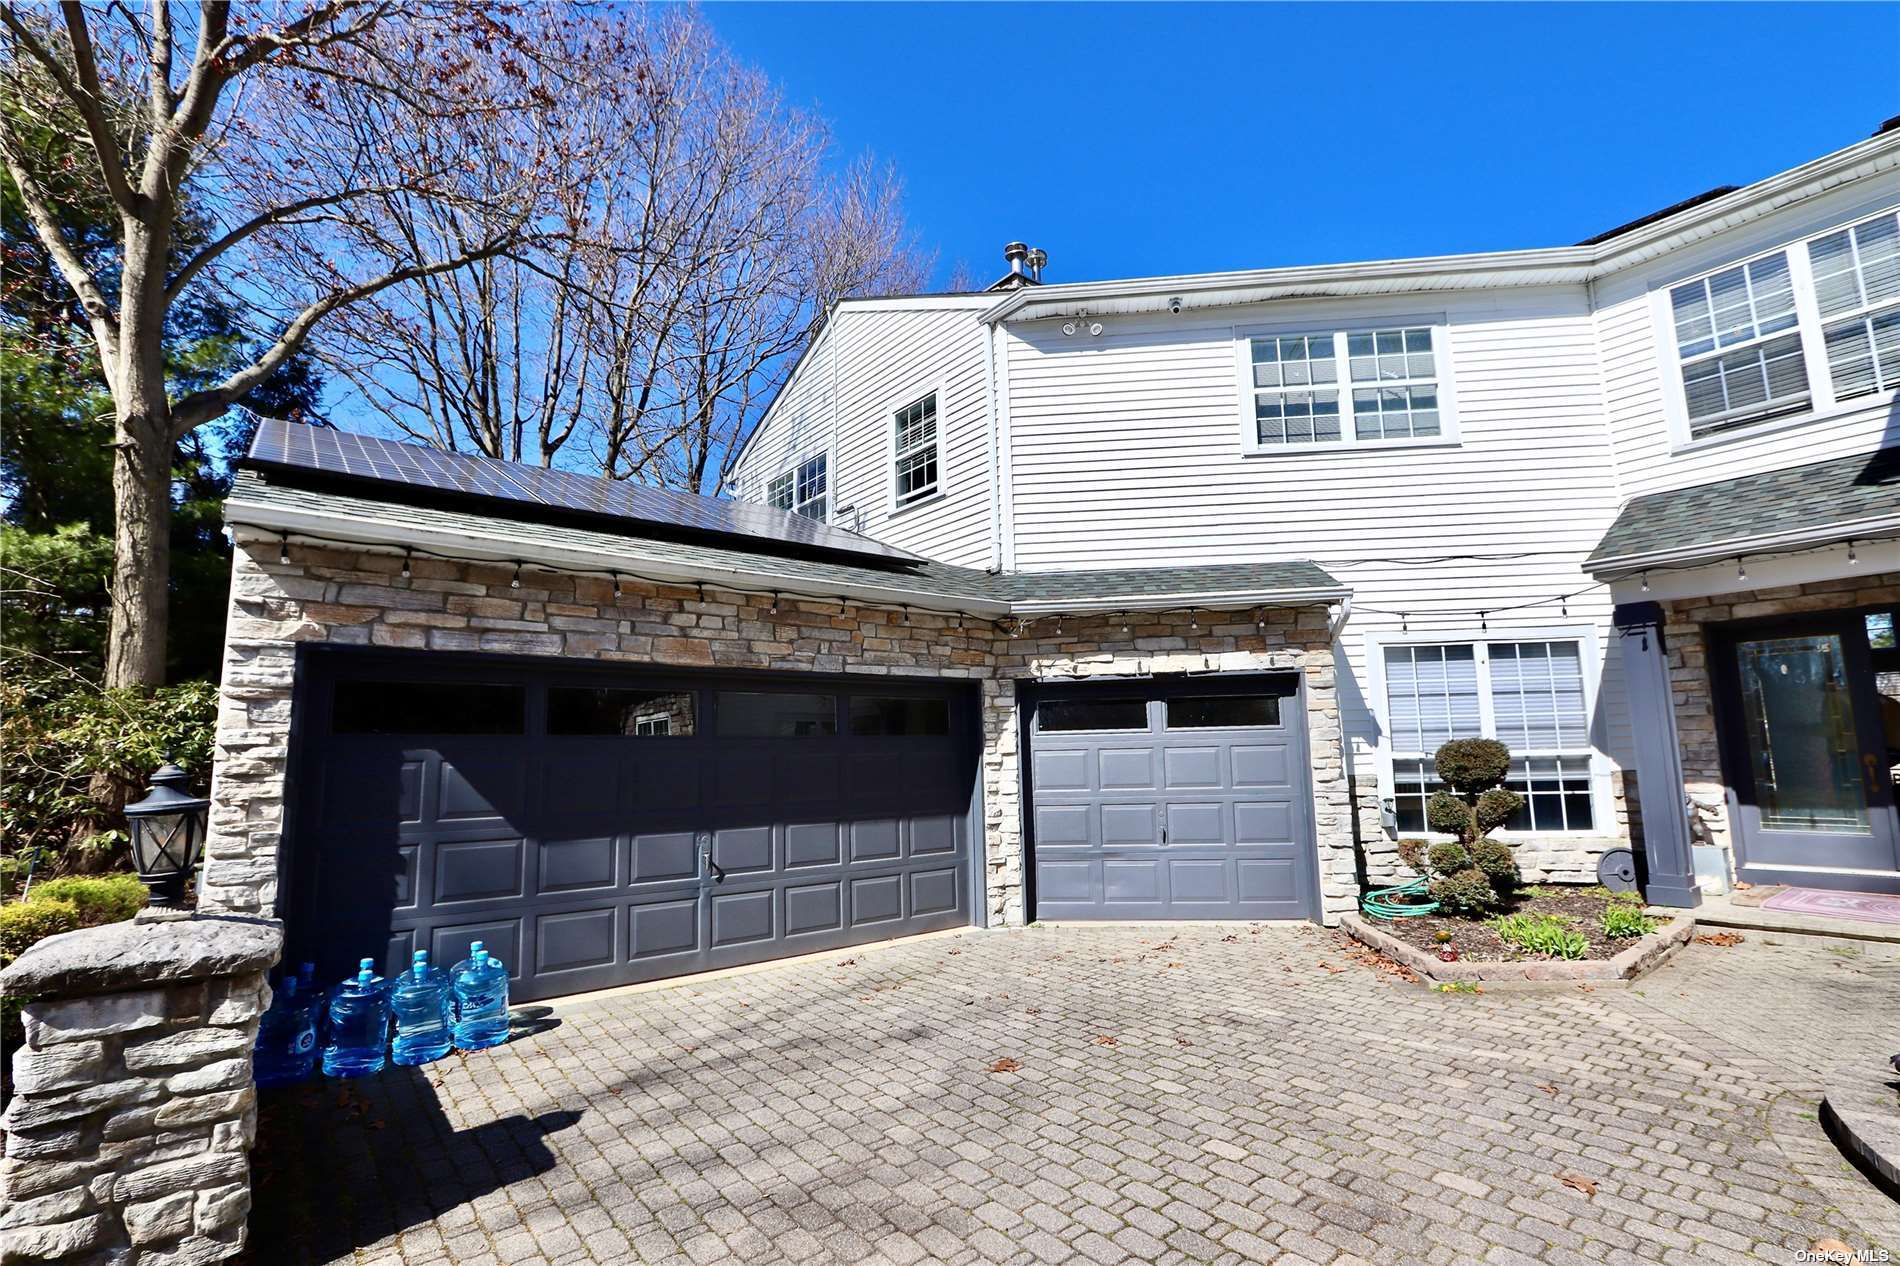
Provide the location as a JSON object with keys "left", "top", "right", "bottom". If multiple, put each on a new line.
{"left": 0, "top": 914, "right": 280, "bottom": 1266}
{"left": 204, "top": 542, "right": 1359, "bottom": 927}
{"left": 1660, "top": 569, "right": 1900, "bottom": 882}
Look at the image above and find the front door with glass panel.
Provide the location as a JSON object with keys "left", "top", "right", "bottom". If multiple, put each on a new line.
{"left": 1714, "top": 609, "right": 1900, "bottom": 890}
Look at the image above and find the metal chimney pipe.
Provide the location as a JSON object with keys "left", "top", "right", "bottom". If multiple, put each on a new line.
{"left": 1026, "top": 247, "right": 1047, "bottom": 283}
{"left": 1002, "top": 241, "right": 1029, "bottom": 277}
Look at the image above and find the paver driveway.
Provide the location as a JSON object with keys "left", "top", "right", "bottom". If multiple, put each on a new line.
{"left": 246, "top": 924, "right": 1900, "bottom": 1265}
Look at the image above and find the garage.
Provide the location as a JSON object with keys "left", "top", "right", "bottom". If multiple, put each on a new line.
{"left": 284, "top": 648, "right": 982, "bottom": 1001}
{"left": 1023, "top": 674, "right": 1320, "bottom": 921}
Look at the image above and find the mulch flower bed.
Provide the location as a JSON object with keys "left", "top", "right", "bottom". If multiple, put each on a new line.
{"left": 1369, "top": 885, "right": 1639, "bottom": 962}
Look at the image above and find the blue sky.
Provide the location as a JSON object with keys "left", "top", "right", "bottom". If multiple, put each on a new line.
{"left": 704, "top": 2, "right": 1900, "bottom": 288}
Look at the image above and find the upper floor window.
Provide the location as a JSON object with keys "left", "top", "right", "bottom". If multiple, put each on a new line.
{"left": 1668, "top": 252, "right": 1809, "bottom": 438}
{"left": 892, "top": 392, "right": 939, "bottom": 506}
{"left": 767, "top": 453, "right": 827, "bottom": 519}
{"left": 1241, "top": 322, "right": 1453, "bottom": 453}
{"left": 1381, "top": 638, "right": 1596, "bottom": 834}
{"left": 1810, "top": 209, "right": 1900, "bottom": 401}
{"left": 1658, "top": 204, "right": 1900, "bottom": 446}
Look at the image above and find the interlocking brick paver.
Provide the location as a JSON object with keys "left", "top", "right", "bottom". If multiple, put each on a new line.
{"left": 243, "top": 925, "right": 1900, "bottom": 1265}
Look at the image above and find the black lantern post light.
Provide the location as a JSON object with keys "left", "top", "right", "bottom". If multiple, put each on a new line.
{"left": 124, "top": 759, "right": 209, "bottom": 910}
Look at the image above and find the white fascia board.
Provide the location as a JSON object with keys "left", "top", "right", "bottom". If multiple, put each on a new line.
{"left": 1586, "top": 514, "right": 1900, "bottom": 577}
{"left": 1006, "top": 586, "right": 1351, "bottom": 616}
{"left": 225, "top": 498, "right": 1013, "bottom": 618}
{"left": 983, "top": 130, "right": 1900, "bottom": 325}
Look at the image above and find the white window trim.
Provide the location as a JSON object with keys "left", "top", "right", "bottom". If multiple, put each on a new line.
{"left": 1233, "top": 312, "right": 1461, "bottom": 457}
{"left": 1363, "top": 624, "right": 1612, "bottom": 840}
{"left": 886, "top": 383, "right": 948, "bottom": 513}
{"left": 1651, "top": 200, "right": 1900, "bottom": 454}
{"left": 765, "top": 450, "right": 830, "bottom": 521}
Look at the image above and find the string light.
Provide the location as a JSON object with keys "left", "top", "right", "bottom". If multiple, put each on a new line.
{"left": 400, "top": 549, "right": 412, "bottom": 579}
{"left": 1736, "top": 557, "right": 1747, "bottom": 582}
{"left": 1640, "top": 573, "right": 1649, "bottom": 593}
{"left": 1401, "top": 613, "right": 1409, "bottom": 633}
{"left": 510, "top": 562, "right": 522, "bottom": 589}
{"left": 278, "top": 537, "right": 290, "bottom": 565}
{"left": 612, "top": 574, "right": 622, "bottom": 600}
{"left": 769, "top": 592, "right": 780, "bottom": 615}
{"left": 1848, "top": 539, "right": 1858, "bottom": 566}
{"left": 1479, "top": 610, "right": 1488, "bottom": 631}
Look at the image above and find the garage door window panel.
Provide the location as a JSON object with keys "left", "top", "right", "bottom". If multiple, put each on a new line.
{"left": 849, "top": 696, "right": 950, "bottom": 736}
{"left": 548, "top": 687, "right": 696, "bottom": 736}
{"left": 333, "top": 680, "right": 525, "bottom": 735}
{"left": 1166, "top": 695, "right": 1280, "bottom": 729}
{"left": 718, "top": 691, "right": 838, "bottom": 737}
{"left": 1038, "top": 698, "right": 1148, "bottom": 732}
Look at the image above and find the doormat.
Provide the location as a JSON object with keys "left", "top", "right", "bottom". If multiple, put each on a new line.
{"left": 1760, "top": 887, "right": 1900, "bottom": 925}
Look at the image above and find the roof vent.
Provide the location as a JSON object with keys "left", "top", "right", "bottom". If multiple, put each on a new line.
{"left": 989, "top": 242, "right": 1048, "bottom": 291}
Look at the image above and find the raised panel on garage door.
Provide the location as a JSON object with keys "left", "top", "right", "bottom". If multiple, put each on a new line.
{"left": 285, "top": 651, "right": 980, "bottom": 1002}
{"left": 1026, "top": 675, "right": 1318, "bottom": 922}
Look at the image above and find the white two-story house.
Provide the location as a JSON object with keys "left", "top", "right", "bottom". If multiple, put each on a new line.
{"left": 733, "top": 124, "right": 1900, "bottom": 912}
{"left": 202, "top": 125, "right": 1898, "bottom": 1003}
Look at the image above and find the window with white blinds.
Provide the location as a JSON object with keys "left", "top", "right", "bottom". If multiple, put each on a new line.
{"left": 1659, "top": 203, "right": 1900, "bottom": 446}
{"left": 1668, "top": 252, "right": 1809, "bottom": 438}
{"left": 1383, "top": 639, "right": 1596, "bottom": 834}
{"left": 892, "top": 392, "right": 940, "bottom": 505}
{"left": 1809, "top": 209, "right": 1900, "bottom": 401}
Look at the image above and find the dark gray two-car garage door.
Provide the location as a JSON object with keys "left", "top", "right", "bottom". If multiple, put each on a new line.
{"left": 286, "top": 649, "right": 980, "bottom": 1002}
{"left": 1024, "top": 674, "right": 1320, "bottom": 921}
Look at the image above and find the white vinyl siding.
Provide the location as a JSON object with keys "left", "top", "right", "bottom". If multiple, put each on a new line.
{"left": 1809, "top": 209, "right": 1900, "bottom": 400}
{"left": 1382, "top": 639, "right": 1596, "bottom": 836}
{"left": 1240, "top": 322, "right": 1451, "bottom": 452}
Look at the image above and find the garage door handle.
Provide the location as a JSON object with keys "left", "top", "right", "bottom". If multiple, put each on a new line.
{"left": 707, "top": 856, "right": 726, "bottom": 883}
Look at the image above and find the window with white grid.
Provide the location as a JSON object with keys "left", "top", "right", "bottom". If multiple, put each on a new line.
{"left": 766, "top": 454, "right": 826, "bottom": 519}
{"left": 1382, "top": 639, "right": 1596, "bottom": 835}
{"left": 892, "top": 392, "right": 939, "bottom": 505}
{"left": 1244, "top": 324, "right": 1449, "bottom": 451}
{"left": 1809, "top": 209, "right": 1900, "bottom": 401}
{"left": 1668, "top": 251, "right": 1808, "bottom": 438}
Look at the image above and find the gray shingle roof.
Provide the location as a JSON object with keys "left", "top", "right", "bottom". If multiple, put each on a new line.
{"left": 226, "top": 470, "right": 1344, "bottom": 613}
{"left": 1586, "top": 447, "right": 1900, "bottom": 570}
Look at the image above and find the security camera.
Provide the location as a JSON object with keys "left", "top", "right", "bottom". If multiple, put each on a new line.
{"left": 1168, "top": 296, "right": 1183, "bottom": 315}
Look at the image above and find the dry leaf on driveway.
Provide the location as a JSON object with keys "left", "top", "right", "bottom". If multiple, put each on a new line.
{"left": 1557, "top": 1172, "right": 1598, "bottom": 1197}
{"left": 989, "top": 1057, "right": 1021, "bottom": 1073}
{"left": 1694, "top": 932, "right": 1745, "bottom": 947}
{"left": 1093, "top": 1035, "right": 1118, "bottom": 1047}
{"left": 1536, "top": 1083, "right": 1559, "bottom": 1096}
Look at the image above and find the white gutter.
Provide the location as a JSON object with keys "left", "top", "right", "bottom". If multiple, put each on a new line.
{"left": 1586, "top": 512, "right": 1900, "bottom": 577}
{"left": 228, "top": 498, "right": 1347, "bottom": 619}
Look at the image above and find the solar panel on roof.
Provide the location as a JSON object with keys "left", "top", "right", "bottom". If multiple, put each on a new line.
{"left": 245, "top": 420, "right": 923, "bottom": 563}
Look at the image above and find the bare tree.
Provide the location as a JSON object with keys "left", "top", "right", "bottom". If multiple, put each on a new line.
{"left": 0, "top": 2, "right": 593, "bottom": 686}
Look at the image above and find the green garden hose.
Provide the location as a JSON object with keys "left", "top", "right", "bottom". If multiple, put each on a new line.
{"left": 1361, "top": 875, "right": 1439, "bottom": 919}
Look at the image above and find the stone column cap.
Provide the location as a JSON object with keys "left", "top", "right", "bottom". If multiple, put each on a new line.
{"left": 0, "top": 913, "right": 283, "bottom": 1000}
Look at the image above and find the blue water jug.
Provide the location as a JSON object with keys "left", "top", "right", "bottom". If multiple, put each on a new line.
{"left": 321, "top": 958, "right": 391, "bottom": 1078}
{"left": 253, "top": 976, "right": 317, "bottom": 1087}
{"left": 451, "top": 948, "right": 510, "bottom": 1051}
{"left": 391, "top": 950, "right": 454, "bottom": 1066}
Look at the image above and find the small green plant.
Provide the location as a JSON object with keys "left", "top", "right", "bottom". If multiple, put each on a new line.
{"left": 1490, "top": 912, "right": 1588, "bottom": 960}
{"left": 1396, "top": 739, "right": 1524, "bottom": 917}
{"left": 1434, "top": 981, "right": 1482, "bottom": 994}
{"left": 1599, "top": 904, "right": 1656, "bottom": 940}
{"left": 1432, "top": 929, "right": 1453, "bottom": 945}
{"left": 0, "top": 898, "right": 80, "bottom": 964}
{"left": 25, "top": 874, "right": 148, "bottom": 925}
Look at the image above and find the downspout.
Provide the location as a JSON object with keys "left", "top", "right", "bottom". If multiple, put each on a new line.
{"left": 828, "top": 310, "right": 845, "bottom": 527}
{"left": 982, "top": 321, "right": 1002, "bottom": 571}
{"left": 994, "top": 322, "right": 1017, "bottom": 571}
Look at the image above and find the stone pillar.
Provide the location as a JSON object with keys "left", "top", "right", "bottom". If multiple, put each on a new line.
{"left": 1, "top": 913, "right": 282, "bottom": 1266}
{"left": 1611, "top": 602, "right": 1701, "bottom": 909}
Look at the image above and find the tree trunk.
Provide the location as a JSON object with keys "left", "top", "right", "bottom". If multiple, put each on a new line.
{"left": 104, "top": 394, "right": 173, "bottom": 689}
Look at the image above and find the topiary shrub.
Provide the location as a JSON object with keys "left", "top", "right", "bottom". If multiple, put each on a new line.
{"left": 1399, "top": 738, "right": 1526, "bottom": 916}
{"left": 0, "top": 898, "right": 79, "bottom": 965}
{"left": 27, "top": 874, "right": 147, "bottom": 925}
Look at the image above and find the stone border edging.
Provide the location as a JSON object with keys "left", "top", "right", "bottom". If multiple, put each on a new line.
{"left": 1822, "top": 1069, "right": 1900, "bottom": 1199}
{"left": 0, "top": 912, "right": 282, "bottom": 1000}
{"left": 1340, "top": 912, "right": 1695, "bottom": 985}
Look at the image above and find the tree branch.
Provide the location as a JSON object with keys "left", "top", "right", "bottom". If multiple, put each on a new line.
{"left": 169, "top": 240, "right": 522, "bottom": 435}
{"left": 42, "top": 2, "right": 142, "bottom": 214}
{"left": 0, "top": 132, "right": 122, "bottom": 388}
{"left": 164, "top": 183, "right": 409, "bottom": 303}
{"left": 148, "top": 0, "right": 174, "bottom": 123}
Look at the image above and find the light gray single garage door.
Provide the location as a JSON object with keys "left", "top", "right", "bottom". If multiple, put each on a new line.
{"left": 286, "top": 648, "right": 981, "bottom": 1002}
{"left": 1025, "top": 674, "right": 1319, "bottom": 921}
